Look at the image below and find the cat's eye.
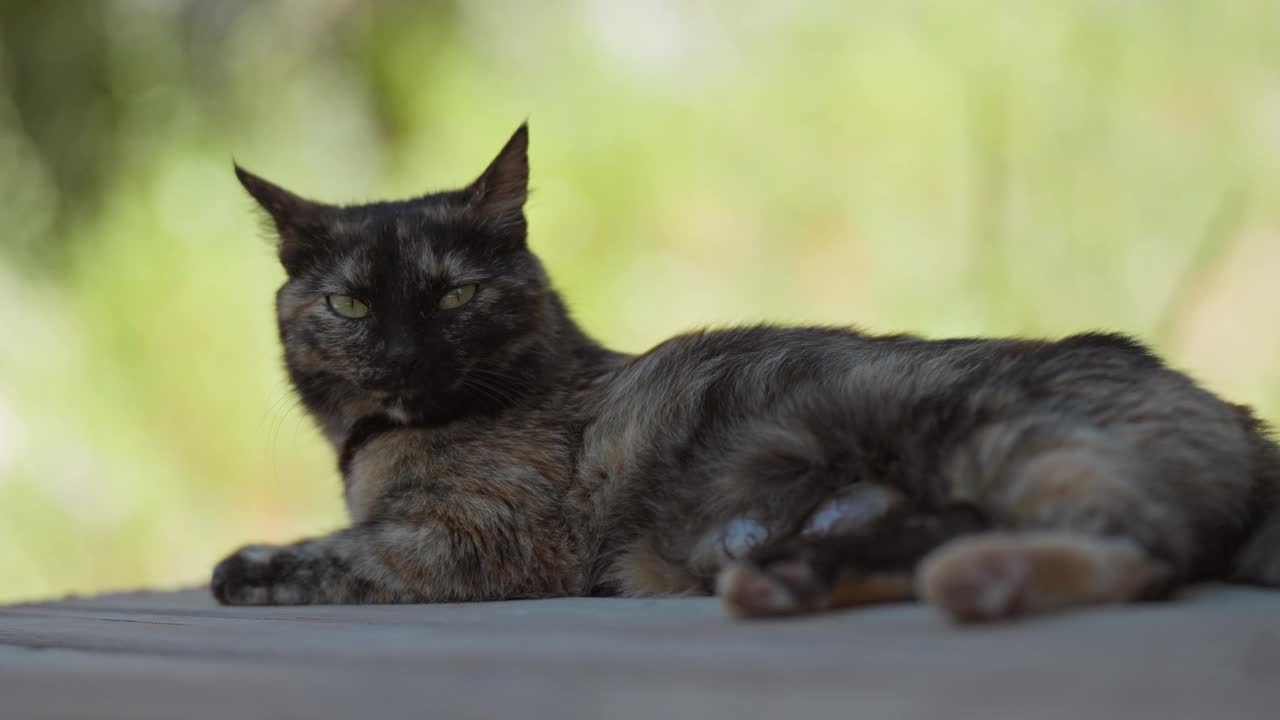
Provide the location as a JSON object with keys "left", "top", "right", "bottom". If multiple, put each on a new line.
{"left": 438, "top": 284, "right": 478, "bottom": 310}
{"left": 326, "top": 294, "right": 370, "bottom": 319}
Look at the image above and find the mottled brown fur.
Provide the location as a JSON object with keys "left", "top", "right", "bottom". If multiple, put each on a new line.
{"left": 213, "top": 125, "right": 1280, "bottom": 623}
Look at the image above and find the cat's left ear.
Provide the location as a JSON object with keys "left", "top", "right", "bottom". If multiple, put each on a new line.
{"left": 463, "top": 123, "right": 529, "bottom": 238}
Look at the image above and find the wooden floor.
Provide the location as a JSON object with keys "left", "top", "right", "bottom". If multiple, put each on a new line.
{"left": 1, "top": 585, "right": 1277, "bottom": 719}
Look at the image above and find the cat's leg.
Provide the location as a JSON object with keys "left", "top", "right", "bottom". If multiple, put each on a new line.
{"left": 212, "top": 503, "right": 572, "bottom": 606}
{"left": 213, "top": 525, "right": 428, "bottom": 605}
{"left": 917, "top": 418, "right": 1184, "bottom": 622}
{"left": 718, "top": 501, "right": 984, "bottom": 617}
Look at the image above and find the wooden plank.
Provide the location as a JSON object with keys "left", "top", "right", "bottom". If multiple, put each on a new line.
{"left": 2, "top": 586, "right": 1278, "bottom": 719}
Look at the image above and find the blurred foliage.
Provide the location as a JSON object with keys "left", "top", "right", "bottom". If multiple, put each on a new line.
{"left": 1, "top": 0, "right": 1278, "bottom": 602}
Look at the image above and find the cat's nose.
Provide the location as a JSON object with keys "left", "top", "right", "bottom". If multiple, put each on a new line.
{"left": 385, "top": 336, "right": 418, "bottom": 367}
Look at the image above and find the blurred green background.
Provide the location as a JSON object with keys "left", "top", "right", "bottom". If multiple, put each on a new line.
{"left": 1, "top": 0, "right": 1278, "bottom": 603}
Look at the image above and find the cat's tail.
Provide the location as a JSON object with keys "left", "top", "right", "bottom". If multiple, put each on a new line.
{"left": 1230, "top": 404, "right": 1280, "bottom": 587}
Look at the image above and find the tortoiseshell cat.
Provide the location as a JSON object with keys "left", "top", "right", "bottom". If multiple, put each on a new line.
{"left": 214, "top": 124, "right": 1280, "bottom": 622}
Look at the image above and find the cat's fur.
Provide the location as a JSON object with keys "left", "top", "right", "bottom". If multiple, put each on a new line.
{"left": 214, "top": 124, "right": 1280, "bottom": 622}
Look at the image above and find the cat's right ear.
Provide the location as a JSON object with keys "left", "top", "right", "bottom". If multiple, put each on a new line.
{"left": 462, "top": 123, "right": 529, "bottom": 241}
{"left": 234, "top": 164, "right": 325, "bottom": 274}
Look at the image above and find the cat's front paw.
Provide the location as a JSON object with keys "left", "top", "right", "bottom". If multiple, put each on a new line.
{"left": 211, "top": 544, "right": 305, "bottom": 605}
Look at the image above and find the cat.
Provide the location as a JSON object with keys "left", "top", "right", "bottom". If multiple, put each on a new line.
{"left": 214, "top": 123, "right": 1280, "bottom": 622}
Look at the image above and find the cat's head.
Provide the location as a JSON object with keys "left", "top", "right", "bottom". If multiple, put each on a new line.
{"left": 236, "top": 124, "right": 563, "bottom": 429}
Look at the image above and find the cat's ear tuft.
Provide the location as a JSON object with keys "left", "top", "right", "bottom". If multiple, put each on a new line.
{"left": 465, "top": 123, "right": 529, "bottom": 234}
{"left": 234, "top": 163, "right": 325, "bottom": 274}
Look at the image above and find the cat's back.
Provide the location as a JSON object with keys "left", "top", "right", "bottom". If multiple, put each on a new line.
{"left": 587, "top": 324, "right": 1027, "bottom": 416}
{"left": 592, "top": 325, "right": 879, "bottom": 420}
{"left": 575, "top": 326, "right": 1176, "bottom": 492}
{"left": 575, "top": 326, "right": 977, "bottom": 500}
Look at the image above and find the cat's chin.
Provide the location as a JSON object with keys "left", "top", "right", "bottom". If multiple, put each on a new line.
{"left": 374, "top": 391, "right": 457, "bottom": 426}
{"left": 383, "top": 402, "right": 413, "bottom": 424}
{"left": 366, "top": 381, "right": 513, "bottom": 428}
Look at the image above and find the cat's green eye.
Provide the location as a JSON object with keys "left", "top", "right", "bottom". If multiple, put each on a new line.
{"left": 439, "top": 283, "right": 478, "bottom": 310}
{"left": 326, "top": 294, "right": 370, "bottom": 319}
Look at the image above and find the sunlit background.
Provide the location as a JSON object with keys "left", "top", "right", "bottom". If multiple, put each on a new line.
{"left": 1, "top": 0, "right": 1278, "bottom": 603}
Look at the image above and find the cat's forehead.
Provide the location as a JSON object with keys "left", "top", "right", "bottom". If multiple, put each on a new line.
{"left": 326, "top": 200, "right": 459, "bottom": 242}
{"left": 325, "top": 204, "right": 487, "bottom": 285}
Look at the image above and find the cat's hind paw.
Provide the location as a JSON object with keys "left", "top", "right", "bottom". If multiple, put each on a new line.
{"left": 716, "top": 559, "right": 822, "bottom": 618}
{"left": 916, "top": 532, "right": 1164, "bottom": 623}
{"left": 718, "top": 546, "right": 918, "bottom": 619}
{"left": 915, "top": 534, "right": 1031, "bottom": 622}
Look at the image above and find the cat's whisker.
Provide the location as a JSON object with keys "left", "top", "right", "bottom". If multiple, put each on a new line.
{"left": 462, "top": 376, "right": 520, "bottom": 406}
{"left": 467, "top": 367, "right": 542, "bottom": 397}
{"left": 471, "top": 364, "right": 533, "bottom": 384}
{"left": 464, "top": 376, "right": 529, "bottom": 402}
